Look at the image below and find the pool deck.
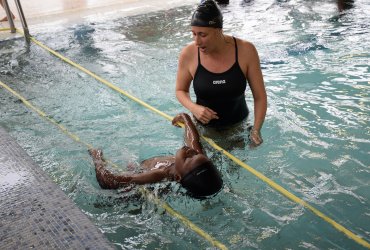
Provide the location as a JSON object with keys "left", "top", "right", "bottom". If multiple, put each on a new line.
{"left": 0, "top": 0, "right": 197, "bottom": 32}
{"left": 0, "top": 126, "right": 115, "bottom": 249}
{"left": 0, "top": 0, "right": 197, "bottom": 249}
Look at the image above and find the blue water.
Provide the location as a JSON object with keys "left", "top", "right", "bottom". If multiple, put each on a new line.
{"left": 0, "top": 0, "right": 369, "bottom": 249}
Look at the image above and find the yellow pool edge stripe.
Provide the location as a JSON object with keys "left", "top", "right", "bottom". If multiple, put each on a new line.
{"left": 0, "top": 79, "right": 228, "bottom": 250}
{"left": 12, "top": 29, "right": 370, "bottom": 249}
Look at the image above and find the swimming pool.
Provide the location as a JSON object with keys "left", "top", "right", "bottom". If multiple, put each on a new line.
{"left": 0, "top": 0, "right": 369, "bottom": 249}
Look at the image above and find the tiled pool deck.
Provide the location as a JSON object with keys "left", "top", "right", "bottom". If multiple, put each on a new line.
{"left": 0, "top": 126, "right": 115, "bottom": 249}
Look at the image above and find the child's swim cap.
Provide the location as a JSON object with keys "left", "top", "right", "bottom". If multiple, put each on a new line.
{"left": 180, "top": 161, "right": 223, "bottom": 198}
{"left": 191, "top": 0, "right": 223, "bottom": 28}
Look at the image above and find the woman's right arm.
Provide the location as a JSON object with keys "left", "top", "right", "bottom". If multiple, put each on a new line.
{"left": 175, "top": 46, "right": 218, "bottom": 124}
{"left": 175, "top": 47, "right": 197, "bottom": 113}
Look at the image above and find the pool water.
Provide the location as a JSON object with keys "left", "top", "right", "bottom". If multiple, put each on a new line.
{"left": 0, "top": 0, "right": 369, "bottom": 249}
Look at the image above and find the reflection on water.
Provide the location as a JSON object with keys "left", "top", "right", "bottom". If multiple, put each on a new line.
{"left": 0, "top": 172, "right": 28, "bottom": 189}
{"left": 0, "top": 0, "right": 369, "bottom": 249}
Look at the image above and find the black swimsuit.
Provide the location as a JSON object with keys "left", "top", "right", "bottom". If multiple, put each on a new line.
{"left": 193, "top": 37, "right": 249, "bottom": 127}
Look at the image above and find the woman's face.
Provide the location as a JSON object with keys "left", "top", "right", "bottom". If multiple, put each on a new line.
{"left": 174, "top": 146, "right": 210, "bottom": 178}
{"left": 191, "top": 26, "right": 221, "bottom": 54}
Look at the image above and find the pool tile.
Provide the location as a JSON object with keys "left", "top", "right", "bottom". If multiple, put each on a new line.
{"left": 0, "top": 126, "right": 114, "bottom": 249}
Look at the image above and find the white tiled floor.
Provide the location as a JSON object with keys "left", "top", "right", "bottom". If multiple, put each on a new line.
{"left": 0, "top": 0, "right": 197, "bottom": 31}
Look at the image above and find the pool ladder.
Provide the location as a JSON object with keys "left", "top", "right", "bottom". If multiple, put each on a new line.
{"left": 2, "top": 0, "right": 30, "bottom": 42}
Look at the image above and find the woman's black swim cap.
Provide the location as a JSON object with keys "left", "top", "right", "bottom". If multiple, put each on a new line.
{"left": 180, "top": 161, "right": 223, "bottom": 198}
{"left": 191, "top": 0, "right": 223, "bottom": 28}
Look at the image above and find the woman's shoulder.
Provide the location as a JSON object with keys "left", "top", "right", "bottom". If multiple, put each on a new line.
{"left": 181, "top": 42, "right": 197, "bottom": 53}
{"left": 179, "top": 42, "right": 197, "bottom": 61}
{"left": 233, "top": 36, "right": 257, "bottom": 50}
{"left": 232, "top": 36, "right": 259, "bottom": 61}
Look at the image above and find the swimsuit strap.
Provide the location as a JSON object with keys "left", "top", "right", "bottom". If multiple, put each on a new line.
{"left": 198, "top": 47, "right": 201, "bottom": 64}
{"left": 233, "top": 36, "right": 238, "bottom": 63}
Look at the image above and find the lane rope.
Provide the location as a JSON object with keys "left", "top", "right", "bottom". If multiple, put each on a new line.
{"left": 3, "top": 28, "right": 369, "bottom": 249}
{"left": 338, "top": 53, "right": 370, "bottom": 60}
{"left": 0, "top": 79, "right": 228, "bottom": 250}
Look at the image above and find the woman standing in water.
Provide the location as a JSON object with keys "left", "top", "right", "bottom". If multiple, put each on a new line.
{"left": 176, "top": 0, "right": 267, "bottom": 146}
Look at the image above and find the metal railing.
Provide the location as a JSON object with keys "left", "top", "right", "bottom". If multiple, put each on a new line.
{"left": 2, "top": 0, "right": 30, "bottom": 42}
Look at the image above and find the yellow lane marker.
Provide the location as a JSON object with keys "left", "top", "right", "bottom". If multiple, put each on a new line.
{"left": 339, "top": 53, "right": 370, "bottom": 60}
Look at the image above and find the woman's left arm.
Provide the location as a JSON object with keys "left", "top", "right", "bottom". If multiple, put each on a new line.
{"left": 243, "top": 42, "right": 267, "bottom": 146}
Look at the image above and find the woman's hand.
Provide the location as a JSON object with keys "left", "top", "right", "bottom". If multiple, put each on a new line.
{"left": 191, "top": 104, "right": 219, "bottom": 124}
{"left": 249, "top": 127, "right": 263, "bottom": 147}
